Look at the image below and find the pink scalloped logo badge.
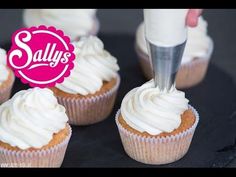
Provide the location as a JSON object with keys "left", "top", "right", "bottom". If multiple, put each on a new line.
{"left": 7, "top": 25, "right": 75, "bottom": 88}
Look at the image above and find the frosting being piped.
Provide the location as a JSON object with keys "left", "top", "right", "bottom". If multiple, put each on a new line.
{"left": 121, "top": 80, "right": 189, "bottom": 135}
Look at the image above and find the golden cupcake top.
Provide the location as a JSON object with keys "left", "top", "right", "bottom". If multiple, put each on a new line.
{"left": 121, "top": 80, "right": 189, "bottom": 135}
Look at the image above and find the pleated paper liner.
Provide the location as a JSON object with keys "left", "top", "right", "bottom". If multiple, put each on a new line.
{"left": 56, "top": 75, "right": 120, "bottom": 125}
{"left": 0, "top": 124, "right": 72, "bottom": 168}
{"left": 0, "top": 69, "right": 15, "bottom": 104}
{"left": 115, "top": 105, "right": 199, "bottom": 165}
{"left": 135, "top": 38, "right": 214, "bottom": 89}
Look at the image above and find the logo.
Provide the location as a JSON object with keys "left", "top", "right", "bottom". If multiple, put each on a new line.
{"left": 7, "top": 25, "right": 75, "bottom": 88}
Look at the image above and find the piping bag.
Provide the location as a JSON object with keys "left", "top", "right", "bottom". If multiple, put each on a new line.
{"left": 144, "top": 9, "right": 188, "bottom": 91}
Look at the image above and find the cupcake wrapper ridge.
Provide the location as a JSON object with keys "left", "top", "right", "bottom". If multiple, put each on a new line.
{"left": 115, "top": 105, "right": 199, "bottom": 165}
{"left": 57, "top": 75, "right": 120, "bottom": 125}
{"left": 0, "top": 124, "right": 72, "bottom": 168}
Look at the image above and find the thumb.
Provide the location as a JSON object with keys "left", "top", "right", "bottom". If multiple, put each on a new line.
{"left": 186, "top": 9, "right": 203, "bottom": 27}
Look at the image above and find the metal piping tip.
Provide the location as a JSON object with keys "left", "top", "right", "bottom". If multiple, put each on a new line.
{"left": 146, "top": 40, "right": 186, "bottom": 91}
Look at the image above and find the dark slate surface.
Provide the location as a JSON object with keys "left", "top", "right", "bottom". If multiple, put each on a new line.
{"left": 3, "top": 33, "right": 236, "bottom": 167}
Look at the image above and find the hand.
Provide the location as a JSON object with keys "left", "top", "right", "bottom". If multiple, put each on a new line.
{"left": 186, "top": 9, "right": 203, "bottom": 27}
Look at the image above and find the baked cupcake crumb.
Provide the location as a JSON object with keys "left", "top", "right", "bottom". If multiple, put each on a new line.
{"left": 0, "top": 68, "right": 13, "bottom": 90}
{"left": 118, "top": 109, "right": 196, "bottom": 138}
{"left": 50, "top": 78, "right": 117, "bottom": 98}
{"left": 0, "top": 124, "right": 70, "bottom": 151}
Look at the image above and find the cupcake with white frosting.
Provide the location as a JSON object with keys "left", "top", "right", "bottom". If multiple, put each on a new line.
{"left": 23, "top": 9, "right": 99, "bottom": 41}
{"left": 0, "top": 87, "right": 72, "bottom": 167}
{"left": 115, "top": 80, "right": 199, "bottom": 165}
{"left": 50, "top": 36, "right": 120, "bottom": 125}
{"left": 135, "top": 16, "right": 214, "bottom": 88}
{"left": 0, "top": 48, "right": 15, "bottom": 104}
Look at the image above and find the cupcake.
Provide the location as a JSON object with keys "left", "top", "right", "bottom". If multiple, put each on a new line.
{"left": 115, "top": 80, "right": 199, "bottom": 165}
{"left": 0, "top": 48, "right": 15, "bottom": 104}
{"left": 135, "top": 16, "right": 214, "bottom": 88}
{"left": 0, "top": 88, "right": 72, "bottom": 167}
{"left": 23, "top": 9, "right": 99, "bottom": 41}
{"left": 50, "top": 36, "right": 120, "bottom": 125}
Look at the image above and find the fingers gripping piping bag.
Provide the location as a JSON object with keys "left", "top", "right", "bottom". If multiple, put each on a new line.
{"left": 144, "top": 9, "right": 188, "bottom": 91}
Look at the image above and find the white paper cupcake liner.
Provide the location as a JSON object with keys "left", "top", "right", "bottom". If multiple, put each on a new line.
{"left": 115, "top": 105, "right": 199, "bottom": 165}
{"left": 136, "top": 38, "right": 214, "bottom": 89}
{"left": 0, "top": 124, "right": 72, "bottom": 168}
{"left": 56, "top": 75, "right": 120, "bottom": 125}
{"left": 0, "top": 69, "right": 15, "bottom": 104}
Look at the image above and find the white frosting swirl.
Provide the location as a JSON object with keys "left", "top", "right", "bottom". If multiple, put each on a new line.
{"left": 56, "top": 36, "right": 119, "bottom": 95}
{"left": 0, "top": 88, "right": 68, "bottom": 150}
{"left": 0, "top": 48, "right": 9, "bottom": 85}
{"left": 121, "top": 80, "right": 189, "bottom": 135}
{"left": 23, "top": 9, "right": 97, "bottom": 40}
{"left": 136, "top": 16, "right": 212, "bottom": 64}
